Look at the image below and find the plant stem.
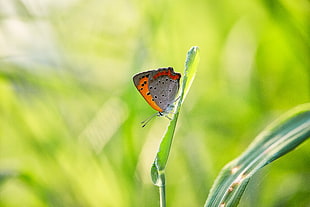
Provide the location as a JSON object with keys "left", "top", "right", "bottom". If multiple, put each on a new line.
{"left": 159, "top": 171, "right": 166, "bottom": 207}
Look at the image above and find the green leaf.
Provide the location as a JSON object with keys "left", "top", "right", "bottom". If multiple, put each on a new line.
{"left": 204, "top": 103, "right": 310, "bottom": 207}
{"left": 151, "top": 46, "right": 200, "bottom": 185}
{"left": 182, "top": 46, "right": 200, "bottom": 102}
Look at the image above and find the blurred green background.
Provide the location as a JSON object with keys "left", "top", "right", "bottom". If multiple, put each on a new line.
{"left": 0, "top": 0, "right": 309, "bottom": 206}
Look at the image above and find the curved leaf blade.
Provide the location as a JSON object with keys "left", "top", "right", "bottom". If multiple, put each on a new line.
{"left": 205, "top": 104, "right": 310, "bottom": 207}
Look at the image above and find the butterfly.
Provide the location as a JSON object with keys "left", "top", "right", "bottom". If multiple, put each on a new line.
{"left": 133, "top": 67, "right": 181, "bottom": 127}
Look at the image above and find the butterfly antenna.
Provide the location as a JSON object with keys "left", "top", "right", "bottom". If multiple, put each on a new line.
{"left": 141, "top": 112, "right": 159, "bottom": 127}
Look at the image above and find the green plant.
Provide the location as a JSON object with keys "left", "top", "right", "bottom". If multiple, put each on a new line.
{"left": 149, "top": 47, "right": 310, "bottom": 207}
{"left": 151, "top": 46, "right": 200, "bottom": 207}
{"left": 205, "top": 103, "right": 310, "bottom": 207}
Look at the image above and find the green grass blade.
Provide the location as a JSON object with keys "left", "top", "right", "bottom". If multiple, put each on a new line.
{"left": 182, "top": 46, "right": 200, "bottom": 102}
{"left": 205, "top": 103, "right": 310, "bottom": 207}
{"left": 151, "top": 46, "right": 200, "bottom": 185}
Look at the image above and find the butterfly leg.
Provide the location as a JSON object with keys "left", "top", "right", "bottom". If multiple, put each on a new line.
{"left": 164, "top": 115, "right": 172, "bottom": 120}
{"left": 174, "top": 96, "right": 181, "bottom": 103}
